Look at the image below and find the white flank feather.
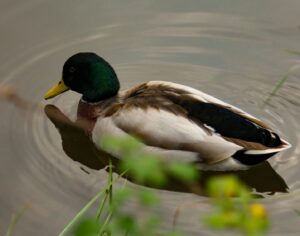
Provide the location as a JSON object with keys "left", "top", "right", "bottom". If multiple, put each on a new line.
{"left": 92, "top": 107, "right": 243, "bottom": 164}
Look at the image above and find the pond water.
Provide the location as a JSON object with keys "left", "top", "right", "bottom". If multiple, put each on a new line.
{"left": 0, "top": 0, "right": 300, "bottom": 235}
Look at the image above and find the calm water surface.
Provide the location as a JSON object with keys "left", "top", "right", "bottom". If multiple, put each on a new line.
{"left": 0, "top": 1, "right": 300, "bottom": 235}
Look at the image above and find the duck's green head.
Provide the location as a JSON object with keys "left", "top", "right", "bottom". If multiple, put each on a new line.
{"left": 44, "top": 52, "right": 120, "bottom": 103}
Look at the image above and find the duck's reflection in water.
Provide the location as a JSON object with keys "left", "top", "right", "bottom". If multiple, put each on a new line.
{"left": 45, "top": 104, "right": 288, "bottom": 196}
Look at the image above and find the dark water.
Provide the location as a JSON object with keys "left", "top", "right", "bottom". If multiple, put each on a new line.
{"left": 1, "top": 1, "right": 300, "bottom": 235}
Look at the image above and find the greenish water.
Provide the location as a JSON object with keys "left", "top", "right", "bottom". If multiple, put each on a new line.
{"left": 0, "top": 1, "right": 300, "bottom": 235}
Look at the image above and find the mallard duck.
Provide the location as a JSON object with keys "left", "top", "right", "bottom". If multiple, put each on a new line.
{"left": 44, "top": 52, "right": 291, "bottom": 171}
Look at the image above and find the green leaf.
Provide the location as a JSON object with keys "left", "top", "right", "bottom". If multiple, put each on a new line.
{"left": 243, "top": 217, "right": 269, "bottom": 236}
{"left": 205, "top": 214, "right": 228, "bottom": 229}
{"left": 115, "top": 214, "right": 137, "bottom": 233}
{"left": 73, "top": 219, "right": 101, "bottom": 236}
{"left": 121, "top": 154, "right": 167, "bottom": 186}
{"left": 262, "top": 64, "right": 300, "bottom": 107}
{"left": 111, "top": 188, "right": 133, "bottom": 212}
{"left": 100, "top": 136, "right": 142, "bottom": 154}
{"left": 143, "top": 215, "right": 161, "bottom": 230}
{"left": 149, "top": 169, "right": 167, "bottom": 187}
{"left": 138, "top": 190, "right": 159, "bottom": 206}
{"left": 167, "top": 162, "right": 199, "bottom": 182}
{"left": 5, "top": 205, "right": 29, "bottom": 236}
{"left": 59, "top": 189, "right": 106, "bottom": 236}
{"left": 207, "top": 175, "right": 247, "bottom": 198}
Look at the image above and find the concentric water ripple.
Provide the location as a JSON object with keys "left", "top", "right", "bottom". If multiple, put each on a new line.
{"left": 1, "top": 1, "right": 300, "bottom": 235}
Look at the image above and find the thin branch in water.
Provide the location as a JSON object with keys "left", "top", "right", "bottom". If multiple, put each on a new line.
{"left": 0, "top": 85, "right": 42, "bottom": 111}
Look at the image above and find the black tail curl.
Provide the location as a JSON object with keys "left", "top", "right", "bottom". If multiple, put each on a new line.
{"left": 232, "top": 150, "right": 278, "bottom": 166}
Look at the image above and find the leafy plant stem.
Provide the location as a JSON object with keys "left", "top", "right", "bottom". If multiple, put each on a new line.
{"left": 5, "top": 205, "right": 29, "bottom": 236}
{"left": 96, "top": 191, "right": 109, "bottom": 221}
{"left": 59, "top": 189, "right": 106, "bottom": 236}
{"left": 97, "top": 212, "right": 113, "bottom": 236}
{"left": 59, "top": 168, "right": 127, "bottom": 236}
{"left": 109, "top": 159, "right": 113, "bottom": 206}
{"left": 262, "top": 65, "right": 300, "bottom": 107}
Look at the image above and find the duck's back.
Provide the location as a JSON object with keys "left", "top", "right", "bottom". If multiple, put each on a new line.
{"left": 91, "top": 81, "right": 290, "bottom": 170}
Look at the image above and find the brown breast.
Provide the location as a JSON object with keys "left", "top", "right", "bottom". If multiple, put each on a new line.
{"left": 76, "top": 100, "right": 99, "bottom": 134}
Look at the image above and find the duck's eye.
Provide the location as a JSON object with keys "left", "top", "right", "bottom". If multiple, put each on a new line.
{"left": 69, "top": 67, "right": 76, "bottom": 73}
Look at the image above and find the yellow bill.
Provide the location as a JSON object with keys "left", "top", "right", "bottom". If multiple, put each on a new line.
{"left": 44, "top": 79, "right": 70, "bottom": 100}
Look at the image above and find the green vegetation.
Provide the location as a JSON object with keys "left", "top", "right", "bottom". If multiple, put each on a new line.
{"left": 263, "top": 50, "right": 300, "bottom": 107}
{"left": 205, "top": 176, "right": 268, "bottom": 236}
{"left": 263, "top": 64, "right": 300, "bottom": 107}
{"left": 100, "top": 136, "right": 200, "bottom": 187}
{"left": 5, "top": 205, "right": 29, "bottom": 236}
{"left": 56, "top": 136, "right": 269, "bottom": 236}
